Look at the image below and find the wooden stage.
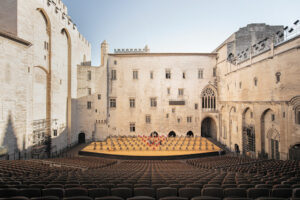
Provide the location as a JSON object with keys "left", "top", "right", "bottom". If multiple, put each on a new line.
{"left": 79, "top": 142, "right": 224, "bottom": 160}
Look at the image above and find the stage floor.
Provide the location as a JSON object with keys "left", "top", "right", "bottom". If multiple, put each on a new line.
{"left": 80, "top": 142, "right": 222, "bottom": 159}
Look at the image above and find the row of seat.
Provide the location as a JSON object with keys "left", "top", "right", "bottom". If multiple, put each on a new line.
{"left": 1, "top": 186, "right": 300, "bottom": 199}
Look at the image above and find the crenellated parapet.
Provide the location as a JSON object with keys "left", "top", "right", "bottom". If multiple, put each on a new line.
{"left": 114, "top": 45, "right": 150, "bottom": 54}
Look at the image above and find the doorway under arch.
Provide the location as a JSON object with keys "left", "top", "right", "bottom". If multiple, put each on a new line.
{"left": 289, "top": 144, "right": 300, "bottom": 160}
{"left": 186, "top": 131, "right": 194, "bottom": 137}
{"left": 201, "top": 117, "right": 217, "bottom": 139}
{"left": 150, "top": 131, "right": 158, "bottom": 137}
{"left": 78, "top": 132, "right": 86, "bottom": 144}
{"left": 168, "top": 131, "right": 176, "bottom": 137}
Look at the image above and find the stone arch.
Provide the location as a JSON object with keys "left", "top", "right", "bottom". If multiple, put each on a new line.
{"left": 186, "top": 131, "right": 194, "bottom": 137}
{"left": 61, "top": 28, "right": 72, "bottom": 146}
{"left": 242, "top": 107, "right": 255, "bottom": 155}
{"left": 168, "top": 131, "right": 176, "bottom": 137}
{"left": 78, "top": 132, "right": 86, "bottom": 144}
{"left": 36, "top": 8, "right": 52, "bottom": 139}
{"left": 289, "top": 143, "right": 300, "bottom": 160}
{"left": 201, "top": 85, "right": 217, "bottom": 111}
{"left": 260, "top": 108, "right": 274, "bottom": 157}
{"left": 201, "top": 117, "right": 217, "bottom": 139}
{"left": 267, "top": 128, "right": 280, "bottom": 159}
{"left": 290, "top": 96, "right": 300, "bottom": 125}
{"left": 150, "top": 131, "right": 158, "bottom": 137}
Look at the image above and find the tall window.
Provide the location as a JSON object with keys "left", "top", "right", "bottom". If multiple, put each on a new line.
{"left": 133, "top": 70, "right": 138, "bottom": 79}
{"left": 183, "top": 72, "right": 186, "bottom": 79}
{"left": 146, "top": 115, "right": 151, "bottom": 124}
{"left": 213, "top": 68, "right": 216, "bottom": 77}
{"left": 111, "top": 69, "right": 117, "bottom": 80}
{"left": 198, "top": 69, "right": 204, "bottom": 79}
{"left": 195, "top": 103, "right": 198, "bottom": 110}
{"left": 110, "top": 98, "right": 116, "bottom": 108}
{"left": 167, "top": 88, "right": 170, "bottom": 95}
{"left": 87, "top": 70, "right": 92, "bottom": 80}
{"left": 166, "top": 69, "right": 171, "bottom": 79}
{"left": 87, "top": 101, "right": 92, "bottom": 109}
{"left": 130, "top": 123, "right": 135, "bottom": 132}
{"left": 254, "top": 77, "right": 258, "bottom": 86}
{"left": 150, "top": 71, "right": 153, "bottom": 79}
{"left": 275, "top": 72, "right": 281, "bottom": 83}
{"left": 114, "top": 60, "right": 117, "bottom": 65}
{"left": 88, "top": 88, "right": 91, "bottom": 95}
{"left": 296, "top": 106, "right": 300, "bottom": 125}
{"left": 150, "top": 98, "right": 157, "bottom": 107}
{"left": 201, "top": 87, "right": 216, "bottom": 110}
{"left": 187, "top": 116, "right": 192, "bottom": 123}
{"left": 129, "top": 98, "right": 135, "bottom": 108}
{"left": 178, "top": 88, "right": 184, "bottom": 96}
{"left": 98, "top": 94, "right": 101, "bottom": 100}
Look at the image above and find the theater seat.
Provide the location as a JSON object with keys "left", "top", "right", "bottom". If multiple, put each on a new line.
{"left": 224, "top": 188, "right": 247, "bottom": 198}
{"left": 134, "top": 187, "right": 155, "bottom": 198}
{"left": 88, "top": 188, "right": 110, "bottom": 198}
{"left": 159, "top": 197, "right": 188, "bottom": 200}
{"left": 19, "top": 188, "right": 41, "bottom": 198}
{"left": 247, "top": 188, "right": 269, "bottom": 199}
{"left": 95, "top": 196, "right": 124, "bottom": 200}
{"left": 42, "top": 188, "right": 64, "bottom": 199}
{"left": 157, "top": 187, "right": 177, "bottom": 199}
{"left": 0, "top": 188, "right": 19, "bottom": 197}
{"left": 178, "top": 187, "right": 201, "bottom": 199}
{"left": 65, "top": 188, "right": 88, "bottom": 197}
{"left": 111, "top": 187, "right": 132, "bottom": 199}
{"left": 201, "top": 188, "right": 223, "bottom": 198}
{"left": 191, "top": 196, "right": 221, "bottom": 200}
{"left": 127, "top": 196, "right": 155, "bottom": 200}
{"left": 271, "top": 188, "right": 292, "bottom": 198}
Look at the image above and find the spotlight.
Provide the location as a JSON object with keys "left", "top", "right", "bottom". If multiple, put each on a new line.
{"left": 288, "top": 28, "right": 294, "bottom": 33}
{"left": 284, "top": 26, "right": 289, "bottom": 30}
{"left": 294, "top": 20, "right": 299, "bottom": 25}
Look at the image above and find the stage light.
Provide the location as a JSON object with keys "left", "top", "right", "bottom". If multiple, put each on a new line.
{"left": 284, "top": 26, "right": 289, "bottom": 30}
{"left": 288, "top": 28, "right": 294, "bottom": 33}
{"left": 294, "top": 20, "right": 299, "bottom": 25}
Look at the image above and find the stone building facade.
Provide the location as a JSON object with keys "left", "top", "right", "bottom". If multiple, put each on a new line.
{"left": 1, "top": 0, "right": 299, "bottom": 160}
{"left": 0, "top": 0, "right": 91, "bottom": 157}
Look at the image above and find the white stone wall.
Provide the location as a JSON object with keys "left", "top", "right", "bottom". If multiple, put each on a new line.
{"left": 0, "top": 0, "right": 91, "bottom": 157}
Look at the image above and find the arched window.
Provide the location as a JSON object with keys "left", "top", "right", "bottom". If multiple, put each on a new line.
{"left": 254, "top": 77, "right": 258, "bottom": 86}
{"left": 275, "top": 72, "right": 281, "bottom": 83}
{"left": 201, "top": 87, "right": 216, "bottom": 110}
{"left": 296, "top": 106, "right": 300, "bottom": 125}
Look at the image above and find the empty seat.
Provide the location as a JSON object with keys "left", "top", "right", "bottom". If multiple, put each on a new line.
{"left": 95, "top": 196, "right": 124, "bottom": 200}
{"left": 224, "top": 188, "right": 247, "bottom": 198}
{"left": 42, "top": 188, "right": 64, "bottom": 199}
{"left": 31, "top": 197, "right": 59, "bottom": 200}
{"left": 178, "top": 187, "right": 201, "bottom": 199}
{"left": 159, "top": 197, "right": 188, "bottom": 200}
{"left": 64, "top": 184, "right": 81, "bottom": 189}
{"left": 157, "top": 187, "right": 177, "bottom": 199}
{"left": 46, "top": 184, "right": 64, "bottom": 189}
{"left": 201, "top": 188, "right": 223, "bottom": 198}
{"left": 127, "top": 196, "right": 155, "bottom": 200}
{"left": 255, "top": 184, "right": 273, "bottom": 189}
{"left": 82, "top": 184, "right": 98, "bottom": 189}
{"left": 65, "top": 188, "right": 88, "bottom": 197}
{"left": 247, "top": 188, "right": 269, "bottom": 199}
{"left": 294, "top": 188, "right": 300, "bottom": 197}
{"left": 30, "top": 184, "right": 46, "bottom": 189}
{"left": 0, "top": 188, "right": 19, "bottom": 197}
{"left": 203, "top": 184, "right": 220, "bottom": 188}
{"left": 134, "top": 187, "right": 155, "bottom": 198}
{"left": 88, "top": 188, "right": 110, "bottom": 198}
{"left": 111, "top": 187, "right": 132, "bottom": 199}
{"left": 191, "top": 196, "right": 221, "bottom": 200}
{"left": 237, "top": 184, "right": 254, "bottom": 189}
{"left": 19, "top": 188, "right": 42, "bottom": 198}
{"left": 222, "top": 184, "right": 237, "bottom": 189}
{"left": 64, "top": 197, "right": 93, "bottom": 200}
{"left": 271, "top": 188, "right": 292, "bottom": 198}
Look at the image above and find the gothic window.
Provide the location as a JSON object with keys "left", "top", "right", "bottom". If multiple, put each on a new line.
{"left": 187, "top": 116, "right": 192, "bottom": 123}
{"left": 178, "top": 88, "right": 184, "bottom": 96}
{"left": 201, "top": 87, "right": 216, "bottom": 110}
{"left": 87, "top": 101, "right": 92, "bottom": 109}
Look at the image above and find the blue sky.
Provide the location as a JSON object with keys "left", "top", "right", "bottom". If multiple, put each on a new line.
{"left": 62, "top": 0, "right": 300, "bottom": 66}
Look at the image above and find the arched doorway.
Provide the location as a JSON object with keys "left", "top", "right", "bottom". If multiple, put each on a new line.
{"left": 150, "top": 131, "right": 158, "bottom": 137}
{"left": 168, "top": 131, "right": 176, "bottom": 137}
{"left": 267, "top": 128, "right": 280, "bottom": 160}
{"left": 201, "top": 117, "right": 217, "bottom": 139}
{"left": 234, "top": 144, "right": 240, "bottom": 154}
{"left": 289, "top": 144, "right": 300, "bottom": 160}
{"left": 78, "top": 132, "right": 86, "bottom": 144}
{"left": 187, "top": 131, "right": 194, "bottom": 137}
{"left": 242, "top": 108, "right": 255, "bottom": 156}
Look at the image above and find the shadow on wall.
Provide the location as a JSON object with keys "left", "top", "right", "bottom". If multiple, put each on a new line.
{"left": 1, "top": 113, "right": 20, "bottom": 159}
